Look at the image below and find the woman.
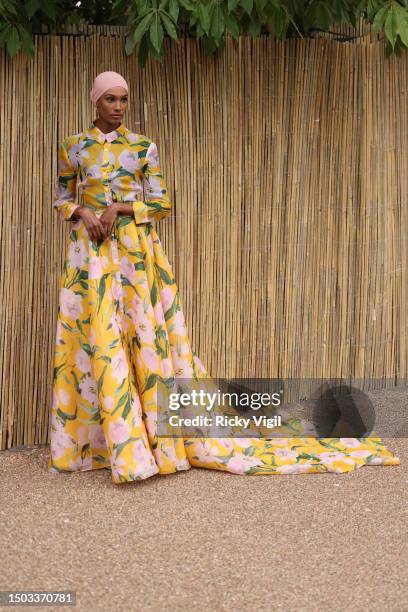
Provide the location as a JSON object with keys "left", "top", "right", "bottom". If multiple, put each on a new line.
{"left": 48, "top": 71, "right": 400, "bottom": 483}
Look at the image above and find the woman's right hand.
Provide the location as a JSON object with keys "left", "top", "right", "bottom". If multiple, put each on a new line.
{"left": 75, "top": 207, "right": 106, "bottom": 243}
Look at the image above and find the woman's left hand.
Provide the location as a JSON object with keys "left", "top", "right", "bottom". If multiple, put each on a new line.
{"left": 99, "top": 206, "right": 119, "bottom": 240}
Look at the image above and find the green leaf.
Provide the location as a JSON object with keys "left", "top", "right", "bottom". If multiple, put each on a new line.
{"left": 151, "top": 278, "right": 158, "bottom": 306}
{"left": 248, "top": 19, "right": 261, "bottom": 36}
{"left": 154, "top": 262, "right": 175, "bottom": 285}
{"left": 225, "top": 13, "right": 240, "bottom": 38}
{"left": 133, "top": 12, "right": 154, "bottom": 44}
{"left": 394, "top": 4, "right": 408, "bottom": 47}
{"left": 240, "top": 0, "right": 253, "bottom": 17}
{"left": 179, "top": 0, "right": 195, "bottom": 10}
{"left": 144, "top": 373, "right": 158, "bottom": 393}
{"left": 41, "top": 2, "right": 56, "bottom": 19}
{"left": 25, "top": 0, "right": 40, "bottom": 19}
{"left": 228, "top": 0, "right": 240, "bottom": 11}
{"left": 161, "top": 12, "right": 178, "bottom": 39}
{"left": 372, "top": 5, "right": 389, "bottom": 35}
{"left": 6, "top": 26, "right": 20, "bottom": 58}
{"left": 1, "top": 0, "right": 18, "bottom": 16}
{"left": 384, "top": 6, "right": 398, "bottom": 49}
{"left": 125, "top": 35, "right": 135, "bottom": 55}
{"left": 138, "top": 34, "right": 150, "bottom": 67}
{"left": 211, "top": 4, "right": 225, "bottom": 38}
{"left": 150, "top": 13, "right": 164, "bottom": 52}
{"left": 168, "top": 0, "right": 179, "bottom": 22}
{"left": 198, "top": 3, "right": 211, "bottom": 35}
{"left": 0, "top": 25, "right": 12, "bottom": 48}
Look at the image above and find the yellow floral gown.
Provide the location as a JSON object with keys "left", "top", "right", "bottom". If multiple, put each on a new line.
{"left": 48, "top": 120, "right": 400, "bottom": 483}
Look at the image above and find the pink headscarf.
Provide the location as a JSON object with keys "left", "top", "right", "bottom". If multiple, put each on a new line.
{"left": 90, "top": 71, "right": 128, "bottom": 106}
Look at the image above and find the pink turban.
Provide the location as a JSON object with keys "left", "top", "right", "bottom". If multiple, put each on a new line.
{"left": 90, "top": 71, "right": 128, "bottom": 106}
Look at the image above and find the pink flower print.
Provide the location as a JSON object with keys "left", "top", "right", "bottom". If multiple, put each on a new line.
{"left": 275, "top": 463, "right": 314, "bottom": 474}
{"left": 108, "top": 418, "right": 131, "bottom": 445}
{"left": 318, "top": 451, "right": 356, "bottom": 467}
{"left": 79, "top": 376, "right": 98, "bottom": 407}
{"left": 57, "top": 388, "right": 70, "bottom": 406}
{"left": 118, "top": 149, "right": 140, "bottom": 173}
{"left": 178, "top": 340, "right": 191, "bottom": 356}
{"left": 154, "top": 302, "right": 166, "bottom": 326}
{"left": 194, "top": 441, "right": 217, "bottom": 464}
{"left": 69, "top": 141, "right": 90, "bottom": 170}
{"left": 126, "top": 132, "right": 139, "bottom": 144}
{"left": 89, "top": 326, "right": 97, "bottom": 350}
{"left": 89, "top": 424, "right": 107, "bottom": 449}
{"left": 363, "top": 457, "right": 383, "bottom": 465}
{"left": 226, "top": 455, "right": 263, "bottom": 474}
{"left": 55, "top": 320, "right": 64, "bottom": 344}
{"left": 111, "top": 276, "right": 122, "bottom": 301}
{"left": 109, "top": 312, "right": 121, "bottom": 335}
{"left": 140, "top": 346, "right": 159, "bottom": 371}
{"left": 88, "top": 255, "right": 103, "bottom": 279}
{"left": 111, "top": 350, "right": 129, "bottom": 383}
{"left": 131, "top": 394, "right": 143, "bottom": 420}
{"left": 68, "top": 239, "right": 87, "bottom": 268}
{"left": 75, "top": 349, "right": 91, "bottom": 373}
{"left": 69, "top": 455, "right": 93, "bottom": 471}
{"left": 144, "top": 409, "right": 158, "bottom": 430}
{"left": 349, "top": 449, "right": 373, "bottom": 458}
{"left": 51, "top": 423, "right": 75, "bottom": 459}
{"left": 137, "top": 318, "right": 156, "bottom": 345}
{"left": 120, "top": 257, "right": 136, "bottom": 283}
{"left": 275, "top": 447, "right": 298, "bottom": 461}
{"left": 146, "top": 233, "right": 155, "bottom": 256}
{"left": 192, "top": 354, "right": 207, "bottom": 376}
{"left": 60, "top": 288, "right": 83, "bottom": 320}
{"left": 171, "top": 350, "right": 194, "bottom": 377}
{"left": 87, "top": 164, "right": 102, "bottom": 179}
{"left": 146, "top": 142, "right": 159, "bottom": 166}
{"left": 266, "top": 438, "right": 291, "bottom": 447}
{"left": 161, "top": 358, "right": 173, "bottom": 378}
{"left": 339, "top": 438, "right": 362, "bottom": 448}
{"left": 77, "top": 426, "right": 89, "bottom": 446}
{"left": 173, "top": 311, "right": 188, "bottom": 335}
{"left": 233, "top": 438, "right": 253, "bottom": 449}
{"left": 160, "top": 287, "right": 175, "bottom": 313}
{"left": 110, "top": 449, "right": 127, "bottom": 480}
{"left": 218, "top": 439, "right": 234, "bottom": 451}
{"left": 122, "top": 234, "right": 134, "bottom": 249}
{"left": 103, "top": 396, "right": 115, "bottom": 412}
{"left": 136, "top": 354, "right": 144, "bottom": 373}
{"left": 176, "top": 458, "right": 190, "bottom": 471}
{"left": 132, "top": 437, "right": 149, "bottom": 462}
{"left": 132, "top": 295, "right": 154, "bottom": 320}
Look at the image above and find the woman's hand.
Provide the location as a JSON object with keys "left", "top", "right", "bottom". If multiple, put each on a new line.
{"left": 99, "top": 205, "right": 119, "bottom": 240}
{"left": 75, "top": 206, "right": 120, "bottom": 242}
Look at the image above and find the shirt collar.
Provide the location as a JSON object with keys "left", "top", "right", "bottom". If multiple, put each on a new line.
{"left": 85, "top": 120, "right": 128, "bottom": 144}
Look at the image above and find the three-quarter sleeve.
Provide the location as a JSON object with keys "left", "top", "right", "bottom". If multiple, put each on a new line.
{"left": 132, "top": 140, "right": 172, "bottom": 224}
{"left": 54, "top": 140, "right": 81, "bottom": 222}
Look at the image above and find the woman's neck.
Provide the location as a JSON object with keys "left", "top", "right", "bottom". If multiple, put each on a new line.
{"left": 93, "top": 118, "right": 121, "bottom": 134}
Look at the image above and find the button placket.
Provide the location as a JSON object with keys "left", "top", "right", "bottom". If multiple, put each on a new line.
{"left": 101, "top": 138, "right": 124, "bottom": 331}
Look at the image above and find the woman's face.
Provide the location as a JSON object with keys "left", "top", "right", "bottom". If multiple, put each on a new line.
{"left": 96, "top": 87, "right": 128, "bottom": 124}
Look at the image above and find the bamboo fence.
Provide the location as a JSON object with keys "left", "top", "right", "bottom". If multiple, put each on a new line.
{"left": 0, "top": 20, "right": 407, "bottom": 449}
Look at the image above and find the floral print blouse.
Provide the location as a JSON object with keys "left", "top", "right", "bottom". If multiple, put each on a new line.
{"left": 54, "top": 120, "right": 171, "bottom": 224}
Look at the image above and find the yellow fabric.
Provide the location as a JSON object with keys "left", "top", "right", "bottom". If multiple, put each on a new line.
{"left": 48, "top": 121, "right": 400, "bottom": 483}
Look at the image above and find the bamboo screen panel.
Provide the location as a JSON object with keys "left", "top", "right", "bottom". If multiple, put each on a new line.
{"left": 0, "top": 23, "right": 407, "bottom": 449}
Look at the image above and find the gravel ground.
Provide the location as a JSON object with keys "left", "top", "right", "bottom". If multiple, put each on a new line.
{"left": 0, "top": 437, "right": 407, "bottom": 612}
